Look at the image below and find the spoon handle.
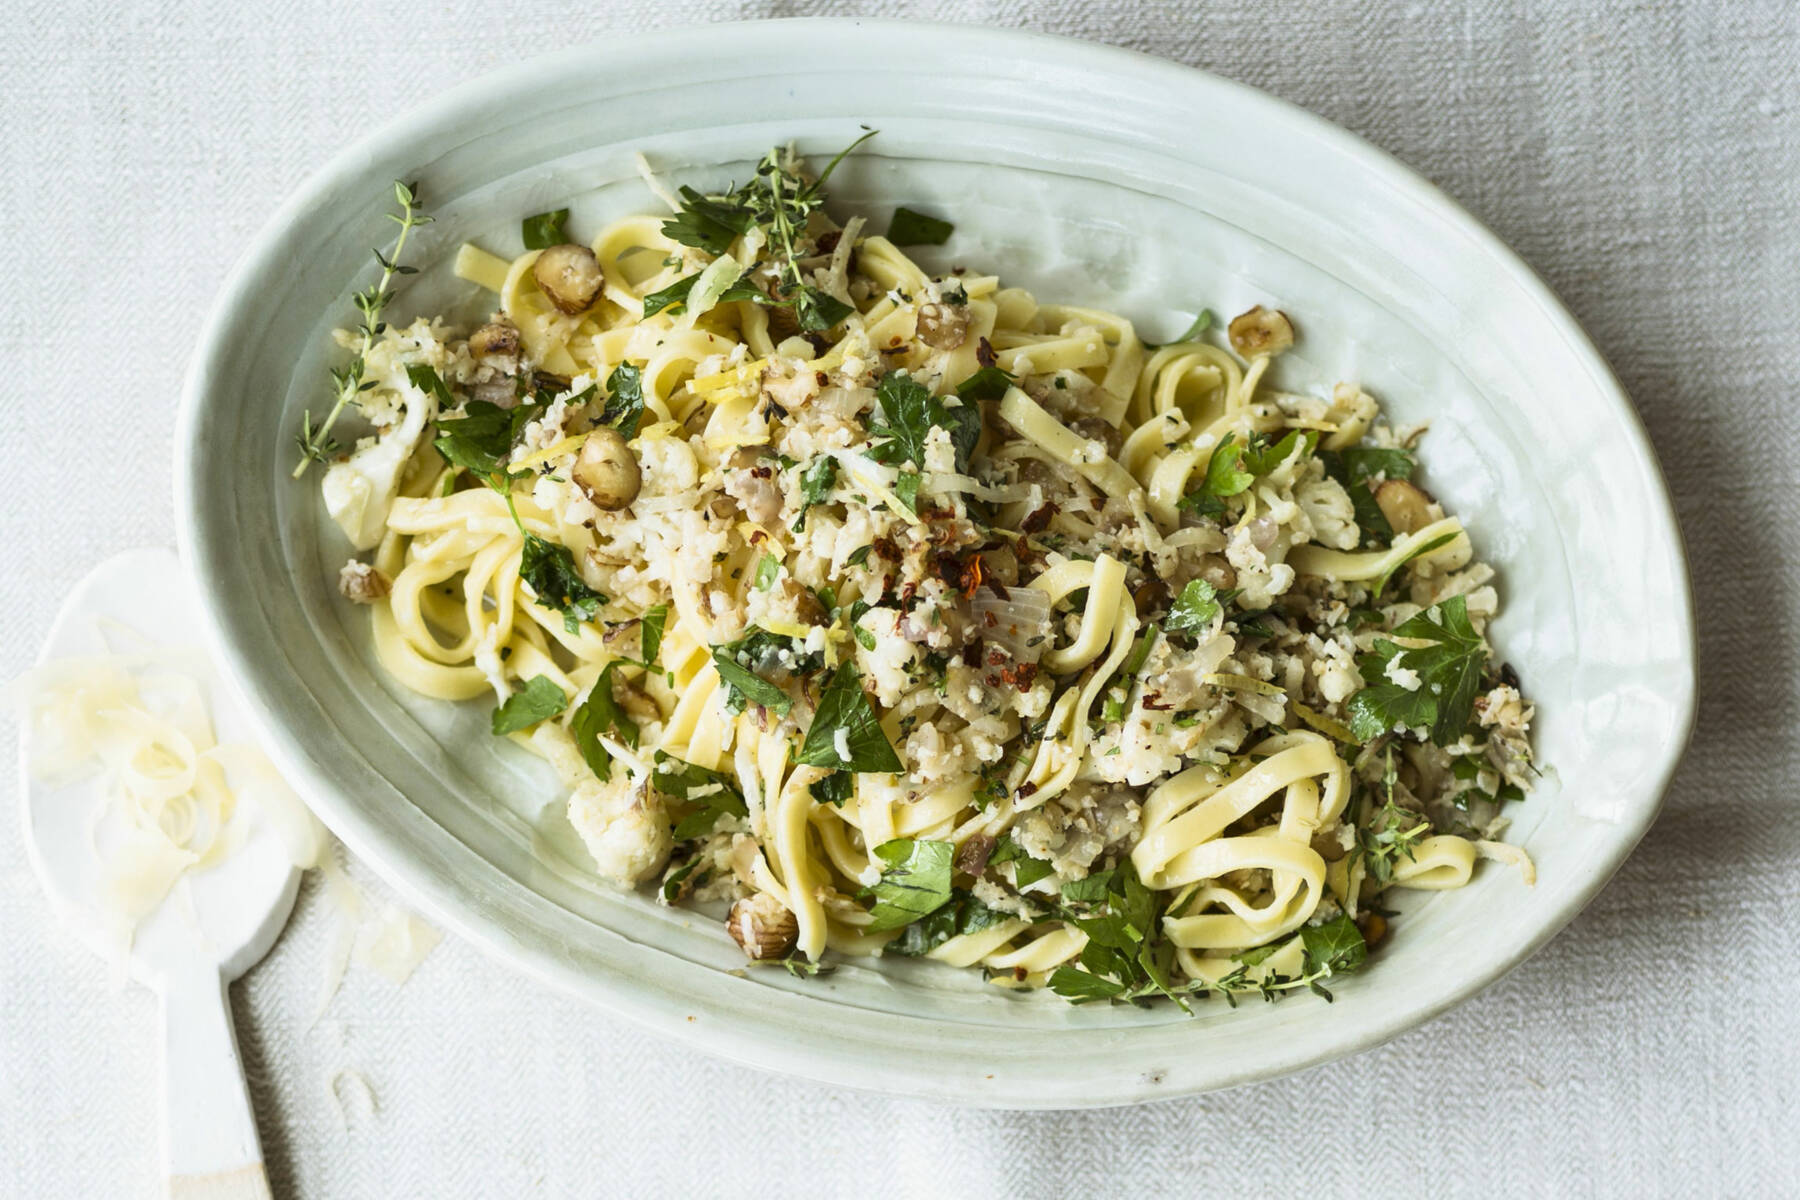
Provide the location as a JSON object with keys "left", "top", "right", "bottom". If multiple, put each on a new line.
{"left": 161, "top": 969, "right": 272, "bottom": 1200}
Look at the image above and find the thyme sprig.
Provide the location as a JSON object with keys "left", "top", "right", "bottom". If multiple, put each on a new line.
{"left": 1359, "top": 746, "right": 1431, "bottom": 884}
{"left": 660, "top": 131, "right": 874, "bottom": 333}
{"left": 292, "top": 180, "right": 432, "bottom": 477}
{"left": 754, "top": 133, "right": 871, "bottom": 330}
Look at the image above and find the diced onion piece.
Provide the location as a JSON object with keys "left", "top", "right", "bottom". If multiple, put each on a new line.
{"left": 971, "top": 586, "right": 1053, "bottom": 665}
{"left": 1201, "top": 673, "right": 1285, "bottom": 697}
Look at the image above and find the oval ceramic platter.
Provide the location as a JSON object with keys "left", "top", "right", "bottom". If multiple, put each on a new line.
{"left": 176, "top": 19, "right": 1694, "bottom": 1106}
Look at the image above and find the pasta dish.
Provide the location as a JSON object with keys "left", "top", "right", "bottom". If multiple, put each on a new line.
{"left": 296, "top": 137, "right": 1537, "bottom": 1006}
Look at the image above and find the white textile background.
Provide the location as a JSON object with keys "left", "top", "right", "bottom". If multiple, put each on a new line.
{"left": 3, "top": 1, "right": 1796, "bottom": 1196}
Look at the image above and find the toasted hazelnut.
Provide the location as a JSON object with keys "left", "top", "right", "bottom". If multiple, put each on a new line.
{"left": 1228, "top": 306, "right": 1296, "bottom": 357}
{"left": 572, "top": 428, "right": 641, "bottom": 510}
{"left": 915, "top": 302, "right": 971, "bottom": 351}
{"left": 532, "top": 243, "right": 604, "bottom": 315}
{"left": 1197, "top": 554, "right": 1238, "bottom": 592}
{"left": 776, "top": 577, "right": 827, "bottom": 627}
{"left": 727, "top": 893, "right": 798, "bottom": 960}
{"left": 1357, "top": 911, "right": 1389, "bottom": 948}
{"left": 1068, "top": 416, "right": 1123, "bottom": 459}
{"left": 468, "top": 317, "right": 521, "bottom": 361}
{"left": 1374, "top": 478, "right": 1434, "bottom": 535}
{"left": 765, "top": 301, "right": 801, "bottom": 342}
{"left": 1132, "top": 577, "right": 1170, "bottom": 613}
{"left": 337, "top": 560, "right": 390, "bottom": 604}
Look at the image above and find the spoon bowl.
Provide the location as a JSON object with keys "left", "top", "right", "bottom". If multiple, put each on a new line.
{"left": 20, "top": 547, "right": 296, "bottom": 1199}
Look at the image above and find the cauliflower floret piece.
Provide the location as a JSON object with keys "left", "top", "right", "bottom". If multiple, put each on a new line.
{"left": 722, "top": 451, "right": 784, "bottom": 526}
{"left": 1477, "top": 685, "right": 1532, "bottom": 736}
{"left": 322, "top": 372, "right": 436, "bottom": 550}
{"left": 1226, "top": 520, "right": 1295, "bottom": 609}
{"left": 904, "top": 721, "right": 969, "bottom": 786}
{"left": 1311, "top": 635, "right": 1364, "bottom": 705}
{"left": 854, "top": 607, "right": 923, "bottom": 706}
{"left": 1295, "top": 474, "right": 1359, "bottom": 551}
{"left": 569, "top": 772, "right": 672, "bottom": 886}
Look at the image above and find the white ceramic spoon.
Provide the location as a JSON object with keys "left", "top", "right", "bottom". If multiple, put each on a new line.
{"left": 20, "top": 548, "right": 299, "bottom": 1200}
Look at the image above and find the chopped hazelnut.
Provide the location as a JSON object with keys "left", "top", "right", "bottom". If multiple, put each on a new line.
{"left": 572, "top": 428, "right": 640, "bottom": 510}
{"left": 1374, "top": 478, "right": 1434, "bottom": 535}
{"left": 727, "top": 893, "right": 798, "bottom": 960}
{"left": 1228, "top": 306, "right": 1296, "bottom": 357}
{"left": 915, "top": 302, "right": 970, "bottom": 351}
{"left": 532, "top": 244, "right": 604, "bottom": 314}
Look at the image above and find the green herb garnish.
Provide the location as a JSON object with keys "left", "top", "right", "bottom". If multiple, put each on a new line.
{"left": 1346, "top": 595, "right": 1486, "bottom": 745}
{"left": 1165, "top": 580, "right": 1230, "bottom": 634}
{"left": 490, "top": 675, "right": 568, "bottom": 735}
{"left": 569, "top": 662, "right": 637, "bottom": 782}
{"left": 638, "top": 604, "right": 668, "bottom": 665}
{"left": 954, "top": 365, "right": 1016, "bottom": 402}
{"left": 521, "top": 208, "right": 570, "bottom": 250}
{"left": 599, "top": 362, "right": 646, "bottom": 437}
{"left": 1171, "top": 308, "right": 1215, "bottom": 343}
{"left": 810, "top": 771, "right": 854, "bottom": 808}
{"left": 869, "top": 370, "right": 982, "bottom": 474}
{"left": 792, "top": 456, "right": 838, "bottom": 532}
{"left": 294, "top": 181, "right": 432, "bottom": 476}
{"left": 885, "top": 891, "right": 1006, "bottom": 955}
{"left": 990, "top": 834, "right": 1053, "bottom": 888}
{"left": 651, "top": 751, "right": 749, "bottom": 839}
{"left": 710, "top": 646, "right": 793, "bottom": 716}
{"left": 861, "top": 838, "right": 955, "bottom": 931}
{"left": 886, "top": 206, "right": 954, "bottom": 246}
{"left": 796, "top": 662, "right": 903, "bottom": 772}
{"left": 520, "top": 533, "right": 606, "bottom": 633}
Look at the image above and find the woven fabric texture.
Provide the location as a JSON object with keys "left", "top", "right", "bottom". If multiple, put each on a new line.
{"left": 2, "top": 1, "right": 1795, "bottom": 1196}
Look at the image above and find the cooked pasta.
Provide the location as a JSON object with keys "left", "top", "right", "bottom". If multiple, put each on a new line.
{"left": 306, "top": 139, "right": 1537, "bottom": 1006}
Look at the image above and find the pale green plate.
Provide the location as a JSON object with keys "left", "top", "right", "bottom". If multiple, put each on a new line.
{"left": 176, "top": 19, "right": 1694, "bottom": 1106}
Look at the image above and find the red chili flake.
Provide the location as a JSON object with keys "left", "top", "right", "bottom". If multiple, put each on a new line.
{"left": 1013, "top": 966, "right": 1028, "bottom": 982}
{"left": 976, "top": 337, "right": 997, "bottom": 368}
{"left": 987, "top": 648, "right": 1007, "bottom": 666}
{"left": 1016, "top": 781, "right": 1039, "bottom": 799}
{"left": 959, "top": 554, "right": 985, "bottom": 599}
{"left": 815, "top": 371, "right": 830, "bottom": 387}
{"left": 1142, "top": 694, "right": 1173, "bottom": 711}
{"left": 1021, "top": 503, "right": 1058, "bottom": 534}
{"left": 816, "top": 230, "right": 842, "bottom": 255}
{"left": 751, "top": 465, "right": 773, "bottom": 479}
{"left": 871, "top": 536, "right": 900, "bottom": 561}
{"left": 960, "top": 640, "right": 982, "bottom": 666}
{"left": 984, "top": 612, "right": 998, "bottom": 627}
{"left": 998, "top": 662, "right": 1038, "bottom": 690}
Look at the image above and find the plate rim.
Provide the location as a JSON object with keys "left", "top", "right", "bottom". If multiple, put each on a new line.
{"left": 174, "top": 16, "right": 1697, "bottom": 1107}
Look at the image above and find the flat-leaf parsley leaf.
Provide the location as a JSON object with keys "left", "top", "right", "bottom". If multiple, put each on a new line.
{"left": 797, "top": 663, "right": 903, "bottom": 772}
{"left": 1345, "top": 595, "right": 1487, "bottom": 745}
{"left": 861, "top": 838, "right": 954, "bottom": 931}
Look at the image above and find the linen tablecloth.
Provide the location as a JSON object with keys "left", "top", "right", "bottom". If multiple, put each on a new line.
{"left": 3, "top": 1, "right": 1795, "bottom": 1195}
